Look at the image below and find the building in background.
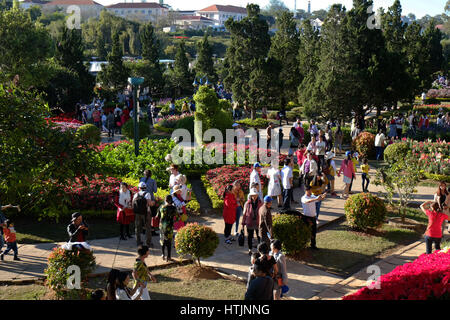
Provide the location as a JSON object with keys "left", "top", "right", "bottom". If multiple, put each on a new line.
{"left": 19, "top": 0, "right": 48, "bottom": 10}
{"left": 195, "top": 4, "right": 247, "bottom": 27}
{"left": 105, "top": 2, "right": 168, "bottom": 22}
{"left": 42, "top": 0, "right": 103, "bottom": 20}
{"left": 175, "top": 15, "right": 214, "bottom": 29}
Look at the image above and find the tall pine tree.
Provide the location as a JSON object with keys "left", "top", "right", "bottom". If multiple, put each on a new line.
{"left": 139, "top": 22, "right": 164, "bottom": 98}
{"left": 97, "top": 31, "right": 129, "bottom": 94}
{"left": 195, "top": 33, "right": 217, "bottom": 84}
{"left": 269, "top": 11, "right": 301, "bottom": 108}
{"left": 224, "top": 4, "right": 272, "bottom": 119}
{"left": 169, "top": 40, "right": 192, "bottom": 97}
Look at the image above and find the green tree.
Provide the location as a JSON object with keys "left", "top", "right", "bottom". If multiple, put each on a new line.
{"left": 263, "top": 0, "right": 289, "bottom": 18}
{"left": 139, "top": 22, "right": 165, "bottom": 98}
{"left": 97, "top": 31, "right": 129, "bottom": 94}
{"left": 0, "top": 7, "right": 52, "bottom": 87}
{"left": 54, "top": 26, "right": 95, "bottom": 109}
{"left": 26, "top": 5, "right": 42, "bottom": 21}
{"left": 169, "top": 40, "right": 193, "bottom": 97}
{"left": 195, "top": 33, "right": 217, "bottom": 84}
{"left": 269, "top": 11, "right": 301, "bottom": 108}
{"left": 224, "top": 4, "right": 272, "bottom": 119}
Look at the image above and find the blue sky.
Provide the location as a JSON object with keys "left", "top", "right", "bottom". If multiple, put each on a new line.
{"left": 96, "top": 0, "right": 447, "bottom": 18}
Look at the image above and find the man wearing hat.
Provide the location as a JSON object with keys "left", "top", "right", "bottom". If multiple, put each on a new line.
{"left": 259, "top": 196, "right": 273, "bottom": 247}
{"left": 67, "top": 212, "right": 89, "bottom": 243}
{"left": 132, "top": 182, "right": 155, "bottom": 247}
{"left": 250, "top": 163, "right": 263, "bottom": 201}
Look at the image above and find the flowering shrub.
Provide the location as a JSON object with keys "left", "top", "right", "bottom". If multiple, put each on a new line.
{"left": 205, "top": 165, "right": 268, "bottom": 200}
{"left": 44, "top": 247, "right": 96, "bottom": 299}
{"left": 272, "top": 214, "right": 311, "bottom": 255}
{"left": 344, "top": 193, "right": 387, "bottom": 231}
{"left": 343, "top": 250, "right": 450, "bottom": 300}
{"left": 51, "top": 121, "right": 83, "bottom": 132}
{"left": 156, "top": 114, "right": 192, "bottom": 129}
{"left": 405, "top": 138, "right": 450, "bottom": 176}
{"left": 175, "top": 223, "right": 219, "bottom": 266}
{"left": 426, "top": 88, "right": 450, "bottom": 99}
{"left": 352, "top": 132, "right": 375, "bottom": 160}
{"left": 63, "top": 175, "right": 138, "bottom": 211}
{"left": 413, "top": 104, "right": 450, "bottom": 113}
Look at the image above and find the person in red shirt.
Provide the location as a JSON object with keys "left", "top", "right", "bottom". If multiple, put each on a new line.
{"left": 223, "top": 185, "right": 238, "bottom": 244}
{"left": 0, "top": 220, "right": 20, "bottom": 261}
{"left": 420, "top": 201, "right": 449, "bottom": 254}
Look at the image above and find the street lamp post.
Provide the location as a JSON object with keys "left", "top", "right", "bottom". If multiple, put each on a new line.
{"left": 128, "top": 77, "right": 144, "bottom": 157}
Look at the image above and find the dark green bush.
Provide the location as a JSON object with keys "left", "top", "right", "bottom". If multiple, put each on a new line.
{"left": 174, "top": 115, "right": 195, "bottom": 136}
{"left": 344, "top": 193, "right": 387, "bottom": 230}
{"left": 75, "top": 124, "right": 101, "bottom": 145}
{"left": 237, "top": 118, "right": 270, "bottom": 129}
{"left": 384, "top": 142, "right": 410, "bottom": 164}
{"left": 175, "top": 223, "right": 219, "bottom": 265}
{"left": 272, "top": 214, "right": 311, "bottom": 255}
{"left": 122, "top": 120, "right": 150, "bottom": 140}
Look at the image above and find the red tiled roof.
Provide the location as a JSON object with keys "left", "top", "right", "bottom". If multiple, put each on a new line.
{"left": 177, "top": 15, "right": 214, "bottom": 21}
{"left": 198, "top": 4, "right": 247, "bottom": 14}
{"left": 45, "top": 0, "right": 102, "bottom": 5}
{"left": 106, "top": 2, "right": 165, "bottom": 9}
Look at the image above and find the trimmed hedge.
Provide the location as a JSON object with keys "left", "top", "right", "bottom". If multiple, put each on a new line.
{"left": 423, "top": 173, "right": 450, "bottom": 183}
{"left": 237, "top": 118, "right": 270, "bottom": 129}
{"left": 201, "top": 175, "right": 223, "bottom": 209}
{"left": 75, "top": 124, "right": 101, "bottom": 145}
{"left": 384, "top": 142, "right": 410, "bottom": 164}
{"left": 122, "top": 120, "right": 151, "bottom": 140}
{"left": 272, "top": 214, "right": 311, "bottom": 255}
{"left": 352, "top": 132, "right": 376, "bottom": 160}
{"left": 344, "top": 193, "right": 387, "bottom": 231}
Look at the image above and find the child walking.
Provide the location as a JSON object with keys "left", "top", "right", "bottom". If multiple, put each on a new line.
{"left": 361, "top": 158, "right": 370, "bottom": 192}
{"left": 132, "top": 245, "right": 157, "bottom": 300}
{"left": 1, "top": 220, "right": 20, "bottom": 261}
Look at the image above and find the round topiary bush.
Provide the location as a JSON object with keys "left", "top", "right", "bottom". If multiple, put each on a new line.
{"left": 384, "top": 142, "right": 410, "bottom": 164}
{"left": 122, "top": 120, "right": 150, "bottom": 140}
{"left": 174, "top": 115, "right": 195, "bottom": 136}
{"left": 75, "top": 124, "right": 101, "bottom": 145}
{"left": 175, "top": 223, "right": 219, "bottom": 266}
{"left": 272, "top": 214, "right": 311, "bottom": 255}
{"left": 352, "top": 132, "right": 375, "bottom": 160}
{"left": 44, "top": 247, "right": 96, "bottom": 299}
{"left": 344, "top": 193, "right": 387, "bottom": 231}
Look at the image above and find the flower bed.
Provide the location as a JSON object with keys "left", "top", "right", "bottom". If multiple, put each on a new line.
{"left": 63, "top": 175, "right": 138, "bottom": 211}
{"left": 343, "top": 249, "right": 450, "bottom": 300}
{"left": 405, "top": 139, "right": 450, "bottom": 176}
{"left": 413, "top": 104, "right": 450, "bottom": 113}
{"left": 205, "top": 165, "right": 268, "bottom": 201}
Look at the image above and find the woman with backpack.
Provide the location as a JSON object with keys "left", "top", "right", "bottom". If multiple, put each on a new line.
{"left": 242, "top": 189, "right": 263, "bottom": 255}
{"left": 114, "top": 182, "right": 135, "bottom": 240}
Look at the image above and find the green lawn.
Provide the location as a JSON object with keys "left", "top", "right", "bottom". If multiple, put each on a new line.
{"left": 87, "top": 265, "right": 246, "bottom": 300}
{"left": 0, "top": 283, "right": 49, "bottom": 300}
{"left": 386, "top": 207, "right": 428, "bottom": 224}
{"left": 300, "top": 221, "right": 423, "bottom": 277}
{"left": 14, "top": 218, "right": 125, "bottom": 244}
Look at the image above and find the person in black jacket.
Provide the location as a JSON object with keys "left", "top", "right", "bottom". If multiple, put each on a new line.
{"left": 67, "top": 212, "right": 89, "bottom": 243}
{"left": 245, "top": 259, "right": 274, "bottom": 300}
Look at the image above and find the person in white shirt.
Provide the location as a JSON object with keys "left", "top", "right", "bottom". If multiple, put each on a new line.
{"left": 167, "top": 164, "right": 181, "bottom": 193}
{"left": 374, "top": 130, "right": 386, "bottom": 161}
{"left": 267, "top": 163, "right": 282, "bottom": 208}
{"left": 250, "top": 163, "right": 263, "bottom": 201}
{"left": 280, "top": 159, "right": 293, "bottom": 210}
{"left": 301, "top": 186, "right": 326, "bottom": 250}
{"left": 115, "top": 271, "right": 145, "bottom": 300}
{"left": 315, "top": 135, "right": 327, "bottom": 172}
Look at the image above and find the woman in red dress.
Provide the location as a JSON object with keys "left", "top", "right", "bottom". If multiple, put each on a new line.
{"left": 223, "top": 184, "right": 238, "bottom": 244}
{"left": 114, "top": 182, "right": 135, "bottom": 240}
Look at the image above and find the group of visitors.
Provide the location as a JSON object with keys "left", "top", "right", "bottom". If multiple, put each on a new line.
{"left": 80, "top": 102, "right": 131, "bottom": 138}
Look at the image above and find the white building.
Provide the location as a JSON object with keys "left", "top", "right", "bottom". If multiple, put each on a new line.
{"left": 195, "top": 4, "right": 247, "bottom": 27}
{"left": 19, "top": 0, "right": 48, "bottom": 10}
{"left": 42, "top": 0, "right": 103, "bottom": 21}
{"left": 105, "top": 2, "right": 168, "bottom": 23}
{"left": 175, "top": 15, "right": 215, "bottom": 30}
